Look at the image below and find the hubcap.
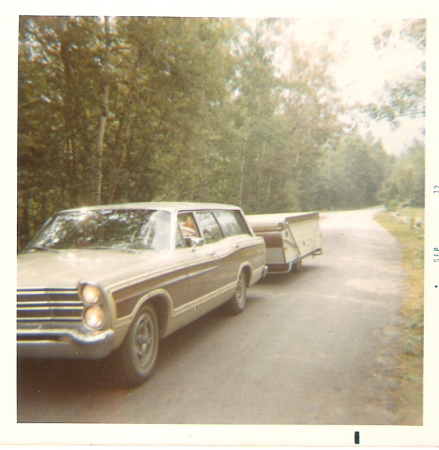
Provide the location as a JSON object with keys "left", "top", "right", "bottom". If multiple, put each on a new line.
{"left": 134, "top": 313, "right": 155, "bottom": 366}
{"left": 236, "top": 275, "right": 245, "bottom": 306}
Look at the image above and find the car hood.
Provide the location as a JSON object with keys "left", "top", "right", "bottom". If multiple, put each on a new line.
{"left": 17, "top": 249, "right": 171, "bottom": 290}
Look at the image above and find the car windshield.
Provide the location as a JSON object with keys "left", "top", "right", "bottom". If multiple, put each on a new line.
{"left": 25, "top": 209, "right": 171, "bottom": 251}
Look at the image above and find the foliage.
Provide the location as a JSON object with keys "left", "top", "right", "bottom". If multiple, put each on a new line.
{"left": 374, "top": 210, "right": 423, "bottom": 424}
{"left": 378, "top": 140, "right": 425, "bottom": 208}
{"left": 315, "top": 131, "right": 388, "bottom": 210}
{"left": 17, "top": 17, "right": 422, "bottom": 249}
{"left": 18, "top": 16, "right": 238, "bottom": 245}
{"left": 366, "top": 19, "right": 426, "bottom": 128}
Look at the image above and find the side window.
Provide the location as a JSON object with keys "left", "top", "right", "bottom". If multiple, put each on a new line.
{"left": 214, "top": 210, "right": 251, "bottom": 237}
{"left": 195, "top": 211, "right": 224, "bottom": 244}
{"left": 178, "top": 213, "right": 200, "bottom": 238}
{"left": 175, "top": 223, "right": 186, "bottom": 248}
{"left": 177, "top": 213, "right": 200, "bottom": 247}
{"left": 142, "top": 210, "right": 171, "bottom": 250}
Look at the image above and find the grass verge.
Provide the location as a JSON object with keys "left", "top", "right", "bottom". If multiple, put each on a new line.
{"left": 375, "top": 208, "right": 424, "bottom": 425}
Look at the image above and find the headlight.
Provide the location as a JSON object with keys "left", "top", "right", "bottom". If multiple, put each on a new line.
{"left": 84, "top": 306, "right": 105, "bottom": 329}
{"left": 78, "top": 282, "right": 109, "bottom": 330}
{"left": 80, "top": 284, "right": 101, "bottom": 305}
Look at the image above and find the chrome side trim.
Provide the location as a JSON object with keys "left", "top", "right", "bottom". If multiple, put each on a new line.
{"left": 173, "top": 281, "right": 236, "bottom": 317}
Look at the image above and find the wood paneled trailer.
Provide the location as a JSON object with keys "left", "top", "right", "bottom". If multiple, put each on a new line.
{"left": 246, "top": 212, "right": 323, "bottom": 274}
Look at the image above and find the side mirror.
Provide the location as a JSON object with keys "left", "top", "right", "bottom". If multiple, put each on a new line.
{"left": 188, "top": 236, "right": 205, "bottom": 250}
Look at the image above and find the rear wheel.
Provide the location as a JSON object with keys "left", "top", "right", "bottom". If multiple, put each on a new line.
{"left": 116, "top": 303, "right": 159, "bottom": 387}
{"left": 228, "top": 271, "right": 247, "bottom": 315}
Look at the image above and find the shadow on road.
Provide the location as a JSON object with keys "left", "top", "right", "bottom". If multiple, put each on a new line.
{"left": 17, "top": 266, "right": 318, "bottom": 423}
{"left": 17, "top": 285, "right": 272, "bottom": 405}
{"left": 258, "top": 264, "right": 320, "bottom": 286}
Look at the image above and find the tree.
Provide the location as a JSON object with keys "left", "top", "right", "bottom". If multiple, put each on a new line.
{"left": 18, "top": 16, "right": 109, "bottom": 244}
{"left": 226, "top": 19, "right": 290, "bottom": 213}
{"left": 365, "top": 19, "right": 425, "bottom": 128}
{"left": 279, "top": 32, "right": 343, "bottom": 211}
{"left": 363, "top": 19, "right": 426, "bottom": 209}
{"left": 104, "top": 17, "right": 238, "bottom": 204}
{"left": 18, "top": 16, "right": 397, "bottom": 249}
{"left": 378, "top": 140, "right": 425, "bottom": 208}
{"left": 17, "top": 16, "right": 240, "bottom": 247}
{"left": 326, "top": 132, "right": 388, "bottom": 209}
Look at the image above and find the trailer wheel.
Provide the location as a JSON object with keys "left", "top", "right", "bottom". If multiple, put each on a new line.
{"left": 228, "top": 271, "right": 247, "bottom": 315}
{"left": 292, "top": 260, "right": 303, "bottom": 272}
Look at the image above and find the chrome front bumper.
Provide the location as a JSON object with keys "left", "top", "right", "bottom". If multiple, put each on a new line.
{"left": 17, "top": 328, "right": 116, "bottom": 359}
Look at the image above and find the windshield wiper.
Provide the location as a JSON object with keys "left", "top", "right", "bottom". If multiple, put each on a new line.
{"left": 25, "top": 246, "right": 59, "bottom": 253}
{"left": 86, "top": 246, "right": 138, "bottom": 253}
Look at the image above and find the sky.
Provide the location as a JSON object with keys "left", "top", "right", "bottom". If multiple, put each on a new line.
{"left": 285, "top": 18, "right": 425, "bottom": 155}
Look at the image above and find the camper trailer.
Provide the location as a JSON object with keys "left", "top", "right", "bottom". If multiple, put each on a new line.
{"left": 247, "top": 212, "right": 322, "bottom": 274}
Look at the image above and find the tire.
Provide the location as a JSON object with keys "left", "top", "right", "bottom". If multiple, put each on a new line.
{"left": 292, "top": 259, "right": 303, "bottom": 273}
{"left": 116, "top": 303, "right": 159, "bottom": 387}
{"left": 228, "top": 271, "right": 247, "bottom": 315}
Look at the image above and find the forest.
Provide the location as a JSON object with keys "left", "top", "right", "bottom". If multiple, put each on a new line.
{"left": 17, "top": 17, "right": 425, "bottom": 249}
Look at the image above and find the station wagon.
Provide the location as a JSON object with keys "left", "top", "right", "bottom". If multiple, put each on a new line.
{"left": 17, "top": 203, "right": 267, "bottom": 386}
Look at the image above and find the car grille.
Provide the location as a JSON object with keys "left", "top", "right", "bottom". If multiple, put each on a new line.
{"left": 17, "top": 289, "right": 84, "bottom": 324}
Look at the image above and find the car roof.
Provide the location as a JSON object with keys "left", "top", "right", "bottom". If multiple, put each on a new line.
{"left": 61, "top": 202, "right": 242, "bottom": 214}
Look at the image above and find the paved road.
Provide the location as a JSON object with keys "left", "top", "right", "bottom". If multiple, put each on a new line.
{"left": 17, "top": 207, "right": 406, "bottom": 425}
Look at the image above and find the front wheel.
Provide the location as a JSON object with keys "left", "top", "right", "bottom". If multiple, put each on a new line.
{"left": 228, "top": 271, "right": 247, "bottom": 315}
{"left": 116, "top": 303, "right": 159, "bottom": 387}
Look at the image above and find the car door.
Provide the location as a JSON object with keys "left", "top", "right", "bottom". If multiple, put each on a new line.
{"left": 190, "top": 211, "right": 228, "bottom": 296}
{"left": 212, "top": 209, "right": 255, "bottom": 283}
{"left": 166, "top": 211, "right": 221, "bottom": 312}
{"left": 193, "top": 210, "right": 243, "bottom": 295}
